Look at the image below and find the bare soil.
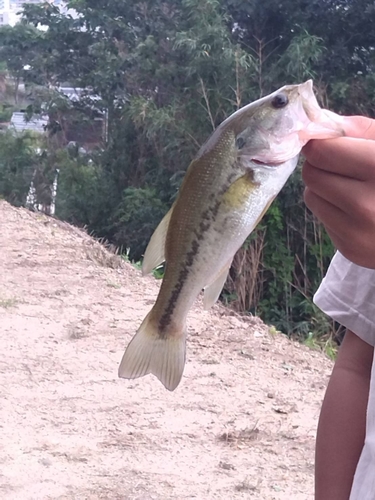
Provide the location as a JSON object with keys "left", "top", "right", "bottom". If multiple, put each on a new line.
{"left": 0, "top": 200, "right": 333, "bottom": 500}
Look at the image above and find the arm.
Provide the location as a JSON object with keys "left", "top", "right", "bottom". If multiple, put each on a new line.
{"left": 315, "top": 329, "right": 373, "bottom": 500}
{"left": 302, "top": 116, "right": 375, "bottom": 269}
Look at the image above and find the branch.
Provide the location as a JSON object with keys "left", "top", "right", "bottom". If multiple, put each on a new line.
{"left": 235, "top": 49, "right": 241, "bottom": 109}
{"left": 199, "top": 77, "right": 215, "bottom": 131}
{"left": 185, "top": 130, "right": 201, "bottom": 149}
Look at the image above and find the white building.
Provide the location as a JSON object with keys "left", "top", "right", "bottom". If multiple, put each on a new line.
{"left": 0, "top": 0, "right": 17, "bottom": 26}
{"left": 9, "top": 111, "right": 48, "bottom": 133}
{"left": 10, "top": 0, "right": 44, "bottom": 8}
{"left": 0, "top": 0, "right": 67, "bottom": 26}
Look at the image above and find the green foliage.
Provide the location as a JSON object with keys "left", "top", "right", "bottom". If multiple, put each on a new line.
{"left": 303, "top": 332, "right": 337, "bottom": 361}
{"left": 280, "top": 31, "right": 325, "bottom": 82}
{"left": 1, "top": 0, "right": 375, "bottom": 343}
{"left": 110, "top": 187, "right": 168, "bottom": 261}
{"left": 0, "top": 130, "right": 39, "bottom": 206}
{"left": 55, "top": 151, "right": 110, "bottom": 227}
{"left": 121, "top": 249, "right": 164, "bottom": 279}
{"left": 0, "top": 23, "right": 43, "bottom": 79}
{"left": 0, "top": 103, "right": 12, "bottom": 122}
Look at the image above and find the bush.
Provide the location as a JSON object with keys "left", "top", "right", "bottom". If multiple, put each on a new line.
{"left": 110, "top": 187, "right": 169, "bottom": 261}
{"left": 0, "top": 130, "right": 39, "bottom": 206}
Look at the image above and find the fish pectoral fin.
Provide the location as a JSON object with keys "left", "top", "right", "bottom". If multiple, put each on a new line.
{"left": 118, "top": 312, "right": 186, "bottom": 391}
{"left": 142, "top": 206, "right": 174, "bottom": 275}
{"left": 204, "top": 261, "right": 232, "bottom": 310}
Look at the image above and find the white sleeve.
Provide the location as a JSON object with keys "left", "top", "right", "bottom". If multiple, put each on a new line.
{"left": 314, "top": 252, "right": 375, "bottom": 347}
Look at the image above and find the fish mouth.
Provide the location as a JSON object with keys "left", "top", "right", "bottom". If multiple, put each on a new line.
{"left": 251, "top": 159, "right": 285, "bottom": 168}
{"left": 298, "top": 80, "right": 321, "bottom": 121}
{"left": 299, "top": 80, "right": 345, "bottom": 137}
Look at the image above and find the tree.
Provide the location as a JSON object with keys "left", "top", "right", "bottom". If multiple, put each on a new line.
{"left": 1, "top": 0, "right": 375, "bottom": 339}
{"left": 0, "top": 131, "right": 39, "bottom": 206}
{"left": 0, "top": 23, "right": 42, "bottom": 102}
{"left": 226, "top": 0, "right": 375, "bottom": 114}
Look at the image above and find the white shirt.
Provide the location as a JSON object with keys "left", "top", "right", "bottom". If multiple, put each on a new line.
{"left": 314, "top": 252, "right": 375, "bottom": 499}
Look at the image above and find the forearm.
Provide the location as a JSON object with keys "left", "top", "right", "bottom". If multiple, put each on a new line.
{"left": 315, "top": 369, "right": 369, "bottom": 499}
{"left": 315, "top": 331, "right": 373, "bottom": 500}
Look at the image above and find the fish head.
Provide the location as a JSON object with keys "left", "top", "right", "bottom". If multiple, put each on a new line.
{"left": 226, "top": 80, "right": 344, "bottom": 167}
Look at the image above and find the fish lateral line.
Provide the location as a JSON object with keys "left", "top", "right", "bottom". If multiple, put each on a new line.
{"left": 158, "top": 236, "right": 201, "bottom": 333}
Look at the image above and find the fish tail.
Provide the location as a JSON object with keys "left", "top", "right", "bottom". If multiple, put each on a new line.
{"left": 118, "top": 312, "right": 186, "bottom": 391}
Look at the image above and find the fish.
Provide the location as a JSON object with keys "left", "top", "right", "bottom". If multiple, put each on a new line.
{"left": 118, "top": 80, "right": 344, "bottom": 391}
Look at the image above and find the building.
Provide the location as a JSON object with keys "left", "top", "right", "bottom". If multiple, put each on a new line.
{"left": 0, "top": 0, "right": 67, "bottom": 26}
{"left": 9, "top": 111, "right": 48, "bottom": 133}
{"left": 9, "top": 87, "right": 106, "bottom": 150}
{"left": 0, "top": 0, "right": 17, "bottom": 26}
{"left": 10, "top": 0, "right": 44, "bottom": 8}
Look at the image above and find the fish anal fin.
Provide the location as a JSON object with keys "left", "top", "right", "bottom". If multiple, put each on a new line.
{"left": 142, "top": 207, "right": 173, "bottom": 275}
{"left": 118, "top": 312, "right": 186, "bottom": 391}
{"left": 204, "top": 261, "right": 232, "bottom": 310}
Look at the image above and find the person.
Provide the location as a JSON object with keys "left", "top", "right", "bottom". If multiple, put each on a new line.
{"left": 302, "top": 115, "right": 375, "bottom": 500}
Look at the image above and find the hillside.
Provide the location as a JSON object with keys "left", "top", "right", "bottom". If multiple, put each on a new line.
{"left": 0, "top": 200, "right": 332, "bottom": 500}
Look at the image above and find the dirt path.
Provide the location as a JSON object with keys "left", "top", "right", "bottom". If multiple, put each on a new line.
{"left": 0, "top": 200, "right": 332, "bottom": 500}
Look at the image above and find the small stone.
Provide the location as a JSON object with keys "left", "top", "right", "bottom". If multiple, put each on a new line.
{"left": 219, "top": 461, "right": 235, "bottom": 470}
{"left": 39, "top": 458, "right": 52, "bottom": 467}
{"left": 229, "top": 317, "right": 243, "bottom": 328}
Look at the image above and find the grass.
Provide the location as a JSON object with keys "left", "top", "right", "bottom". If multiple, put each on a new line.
{"left": 235, "top": 478, "right": 257, "bottom": 492}
{"left": 121, "top": 250, "right": 164, "bottom": 279}
{"left": 0, "top": 297, "right": 18, "bottom": 308}
{"left": 303, "top": 331, "right": 338, "bottom": 360}
{"left": 106, "top": 280, "right": 121, "bottom": 289}
{"left": 218, "top": 425, "right": 259, "bottom": 446}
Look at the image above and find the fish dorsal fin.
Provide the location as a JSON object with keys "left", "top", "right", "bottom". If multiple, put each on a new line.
{"left": 203, "top": 261, "right": 232, "bottom": 310}
{"left": 142, "top": 207, "right": 173, "bottom": 275}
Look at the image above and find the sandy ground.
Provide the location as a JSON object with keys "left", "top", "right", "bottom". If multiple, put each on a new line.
{"left": 0, "top": 200, "right": 333, "bottom": 500}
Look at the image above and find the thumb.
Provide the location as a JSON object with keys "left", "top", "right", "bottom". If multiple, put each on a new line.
{"left": 342, "top": 116, "right": 375, "bottom": 140}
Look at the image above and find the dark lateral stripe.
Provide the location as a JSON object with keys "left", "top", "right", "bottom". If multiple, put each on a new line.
{"left": 158, "top": 237, "right": 200, "bottom": 334}
{"left": 158, "top": 266, "right": 189, "bottom": 334}
{"left": 158, "top": 199, "right": 221, "bottom": 333}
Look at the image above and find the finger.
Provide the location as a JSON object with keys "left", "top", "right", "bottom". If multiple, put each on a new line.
{"left": 304, "top": 184, "right": 375, "bottom": 269}
{"left": 324, "top": 227, "right": 375, "bottom": 270}
{"left": 302, "top": 161, "right": 366, "bottom": 215}
{"left": 304, "top": 187, "right": 349, "bottom": 234}
{"left": 302, "top": 137, "right": 375, "bottom": 180}
{"left": 322, "top": 228, "right": 353, "bottom": 263}
{"left": 323, "top": 226, "right": 348, "bottom": 254}
{"left": 342, "top": 116, "right": 375, "bottom": 140}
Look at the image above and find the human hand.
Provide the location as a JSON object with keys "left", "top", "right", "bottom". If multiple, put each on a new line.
{"left": 302, "top": 116, "right": 375, "bottom": 269}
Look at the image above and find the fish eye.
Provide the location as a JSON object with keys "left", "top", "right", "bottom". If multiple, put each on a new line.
{"left": 236, "top": 137, "right": 246, "bottom": 149}
{"left": 271, "top": 93, "right": 289, "bottom": 109}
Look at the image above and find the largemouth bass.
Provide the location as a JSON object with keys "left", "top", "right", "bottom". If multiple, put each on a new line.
{"left": 119, "top": 80, "right": 344, "bottom": 391}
